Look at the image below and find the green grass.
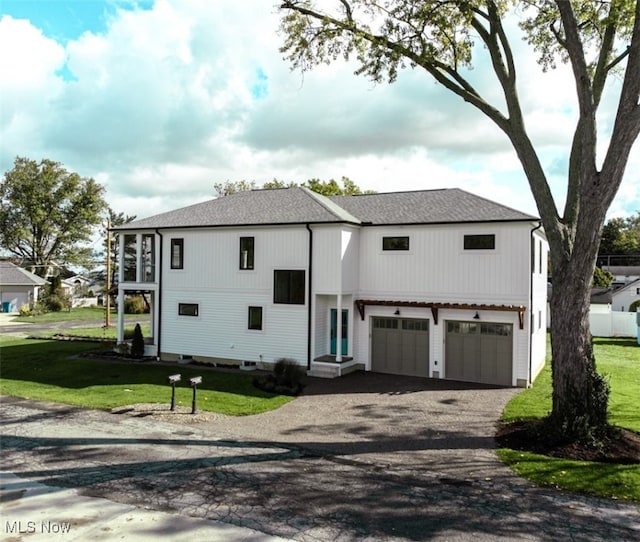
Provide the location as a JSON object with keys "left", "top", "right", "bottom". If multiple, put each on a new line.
{"left": 0, "top": 336, "right": 293, "bottom": 416}
{"left": 13, "top": 306, "right": 142, "bottom": 323}
{"left": 499, "top": 337, "right": 640, "bottom": 501}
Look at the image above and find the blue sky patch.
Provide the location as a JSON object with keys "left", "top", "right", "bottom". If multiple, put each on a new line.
{"left": 1, "top": 0, "right": 155, "bottom": 43}
{"left": 251, "top": 68, "right": 269, "bottom": 99}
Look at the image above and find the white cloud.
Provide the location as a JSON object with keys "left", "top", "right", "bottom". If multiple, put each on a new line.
{"left": 0, "top": 0, "right": 637, "bottom": 224}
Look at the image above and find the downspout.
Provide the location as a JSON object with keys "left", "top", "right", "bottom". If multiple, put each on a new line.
{"left": 529, "top": 220, "right": 543, "bottom": 386}
{"left": 306, "top": 224, "right": 313, "bottom": 370}
{"left": 155, "top": 229, "right": 163, "bottom": 361}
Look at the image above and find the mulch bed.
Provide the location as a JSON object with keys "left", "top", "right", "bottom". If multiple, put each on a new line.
{"left": 496, "top": 419, "right": 640, "bottom": 464}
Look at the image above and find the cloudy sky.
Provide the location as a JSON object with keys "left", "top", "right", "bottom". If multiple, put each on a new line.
{"left": 1, "top": 0, "right": 638, "bottom": 222}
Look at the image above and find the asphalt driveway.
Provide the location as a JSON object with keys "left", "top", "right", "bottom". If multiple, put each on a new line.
{"left": 2, "top": 370, "right": 639, "bottom": 541}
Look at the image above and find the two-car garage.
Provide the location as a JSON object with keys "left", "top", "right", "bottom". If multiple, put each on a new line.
{"left": 370, "top": 316, "right": 514, "bottom": 386}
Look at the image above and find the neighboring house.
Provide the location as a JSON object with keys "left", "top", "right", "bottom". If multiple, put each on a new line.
{"left": 62, "top": 275, "right": 89, "bottom": 294}
{"left": 112, "top": 187, "right": 549, "bottom": 387}
{"left": 0, "top": 261, "right": 48, "bottom": 312}
{"left": 602, "top": 265, "right": 640, "bottom": 288}
{"left": 611, "top": 278, "right": 640, "bottom": 312}
{"left": 590, "top": 288, "right": 613, "bottom": 309}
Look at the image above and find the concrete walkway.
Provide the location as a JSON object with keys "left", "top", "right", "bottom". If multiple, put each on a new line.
{"left": 1, "top": 372, "right": 639, "bottom": 541}
{"left": 1, "top": 472, "right": 289, "bottom": 541}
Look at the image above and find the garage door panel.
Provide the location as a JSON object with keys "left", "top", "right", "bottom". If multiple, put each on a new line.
{"left": 371, "top": 318, "right": 429, "bottom": 377}
{"left": 446, "top": 321, "right": 513, "bottom": 386}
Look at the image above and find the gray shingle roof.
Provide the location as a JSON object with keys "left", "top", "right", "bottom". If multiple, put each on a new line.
{"left": 115, "top": 187, "right": 537, "bottom": 231}
{"left": 115, "top": 187, "right": 360, "bottom": 230}
{"left": 0, "top": 261, "right": 48, "bottom": 286}
{"left": 330, "top": 188, "right": 536, "bottom": 224}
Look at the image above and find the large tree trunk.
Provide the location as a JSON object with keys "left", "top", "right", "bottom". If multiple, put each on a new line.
{"left": 546, "top": 201, "right": 610, "bottom": 443}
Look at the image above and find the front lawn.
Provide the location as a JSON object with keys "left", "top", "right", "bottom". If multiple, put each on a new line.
{"left": 0, "top": 336, "right": 293, "bottom": 416}
{"left": 499, "top": 337, "right": 640, "bottom": 501}
{"left": 13, "top": 306, "right": 141, "bottom": 323}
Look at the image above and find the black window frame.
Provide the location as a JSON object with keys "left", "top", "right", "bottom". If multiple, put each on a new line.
{"left": 248, "top": 306, "right": 263, "bottom": 330}
{"left": 239, "top": 236, "right": 255, "bottom": 270}
{"left": 464, "top": 234, "right": 495, "bottom": 250}
{"left": 273, "top": 270, "right": 306, "bottom": 305}
{"left": 178, "top": 303, "right": 198, "bottom": 317}
{"left": 382, "top": 236, "right": 410, "bottom": 251}
{"left": 170, "top": 238, "right": 184, "bottom": 269}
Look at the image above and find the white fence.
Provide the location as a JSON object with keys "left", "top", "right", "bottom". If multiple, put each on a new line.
{"left": 589, "top": 310, "right": 638, "bottom": 338}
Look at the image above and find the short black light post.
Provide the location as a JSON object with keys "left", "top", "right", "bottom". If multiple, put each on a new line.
{"left": 190, "top": 376, "right": 202, "bottom": 414}
{"left": 167, "top": 374, "right": 181, "bottom": 411}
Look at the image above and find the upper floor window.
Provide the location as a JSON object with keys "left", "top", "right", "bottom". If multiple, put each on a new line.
{"left": 274, "top": 270, "right": 305, "bottom": 305}
{"left": 464, "top": 234, "right": 495, "bottom": 250}
{"left": 142, "top": 234, "right": 155, "bottom": 282}
{"left": 171, "top": 238, "right": 184, "bottom": 269}
{"left": 382, "top": 236, "right": 410, "bottom": 251}
{"left": 239, "top": 237, "right": 254, "bottom": 270}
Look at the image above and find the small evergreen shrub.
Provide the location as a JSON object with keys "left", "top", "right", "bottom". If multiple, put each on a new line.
{"left": 130, "top": 323, "right": 145, "bottom": 359}
{"left": 253, "top": 358, "right": 305, "bottom": 396}
{"left": 629, "top": 299, "right": 640, "bottom": 313}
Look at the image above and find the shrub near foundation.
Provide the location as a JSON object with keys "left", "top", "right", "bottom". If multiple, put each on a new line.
{"left": 253, "top": 358, "right": 306, "bottom": 396}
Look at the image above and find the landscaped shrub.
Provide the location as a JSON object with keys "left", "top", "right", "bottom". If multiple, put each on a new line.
{"left": 130, "top": 323, "right": 145, "bottom": 359}
{"left": 124, "top": 295, "right": 148, "bottom": 314}
{"left": 253, "top": 358, "right": 305, "bottom": 396}
{"left": 19, "top": 304, "right": 31, "bottom": 316}
{"left": 629, "top": 299, "right": 640, "bottom": 313}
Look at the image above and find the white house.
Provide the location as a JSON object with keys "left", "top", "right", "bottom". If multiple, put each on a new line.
{"left": 113, "top": 187, "right": 548, "bottom": 387}
{"left": 611, "top": 278, "right": 640, "bottom": 312}
{"left": 0, "top": 261, "right": 48, "bottom": 312}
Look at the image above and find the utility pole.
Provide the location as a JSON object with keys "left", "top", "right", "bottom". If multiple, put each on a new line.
{"left": 105, "top": 219, "right": 112, "bottom": 328}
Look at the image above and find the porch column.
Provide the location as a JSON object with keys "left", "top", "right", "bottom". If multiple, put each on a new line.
{"left": 117, "top": 288, "right": 125, "bottom": 344}
{"left": 336, "top": 292, "right": 343, "bottom": 362}
{"left": 116, "top": 233, "right": 125, "bottom": 344}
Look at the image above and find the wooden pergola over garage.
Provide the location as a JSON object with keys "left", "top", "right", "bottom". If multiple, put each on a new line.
{"left": 354, "top": 299, "right": 527, "bottom": 330}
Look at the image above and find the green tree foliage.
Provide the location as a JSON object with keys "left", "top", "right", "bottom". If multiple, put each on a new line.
{"left": 279, "top": 1, "right": 640, "bottom": 443}
{"left": 213, "top": 180, "right": 259, "bottom": 197}
{"left": 214, "top": 176, "right": 374, "bottom": 197}
{"left": 599, "top": 213, "right": 640, "bottom": 257}
{"left": 592, "top": 267, "right": 614, "bottom": 288}
{"left": 0, "top": 157, "right": 107, "bottom": 277}
{"left": 40, "top": 274, "right": 72, "bottom": 312}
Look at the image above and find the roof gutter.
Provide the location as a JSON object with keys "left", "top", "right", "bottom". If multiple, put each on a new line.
{"left": 155, "top": 228, "right": 163, "bottom": 360}
{"left": 528, "top": 220, "right": 543, "bottom": 386}
{"left": 306, "top": 223, "right": 313, "bottom": 370}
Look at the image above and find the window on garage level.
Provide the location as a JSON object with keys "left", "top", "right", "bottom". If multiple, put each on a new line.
{"left": 464, "top": 234, "right": 495, "bottom": 250}
{"left": 274, "top": 270, "right": 305, "bottom": 304}
{"left": 382, "top": 236, "right": 410, "bottom": 251}
{"left": 178, "top": 303, "right": 198, "bottom": 317}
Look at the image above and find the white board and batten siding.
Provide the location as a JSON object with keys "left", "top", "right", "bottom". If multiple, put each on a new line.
{"left": 352, "top": 222, "right": 548, "bottom": 387}
{"left": 357, "top": 223, "right": 532, "bottom": 304}
{"left": 312, "top": 225, "right": 360, "bottom": 294}
{"left": 161, "top": 225, "right": 310, "bottom": 366}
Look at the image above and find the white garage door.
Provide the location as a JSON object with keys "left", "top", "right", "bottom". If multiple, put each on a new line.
{"left": 445, "top": 321, "right": 513, "bottom": 386}
{"left": 371, "top": 317, "right": 429, "bottom": 377}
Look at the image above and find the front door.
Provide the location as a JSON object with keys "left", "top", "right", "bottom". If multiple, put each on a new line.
{"left": 330, "top": 309, "right": 349, "bottom": 356}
